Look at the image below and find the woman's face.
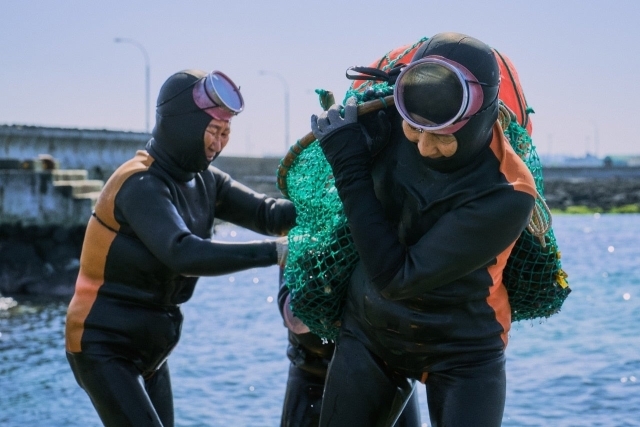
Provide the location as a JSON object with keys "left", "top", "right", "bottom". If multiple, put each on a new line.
{"left": 203, "top": 118, "right": 231, "bottom": 162}
{"left": 402, "top": 120, "right": 458, "bottom": 158}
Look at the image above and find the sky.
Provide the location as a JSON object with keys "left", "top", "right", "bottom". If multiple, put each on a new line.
{"left": 1, "top": 0, "right": 639, "bottom": 158}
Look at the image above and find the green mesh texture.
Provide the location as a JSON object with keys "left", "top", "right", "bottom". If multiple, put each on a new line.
{"left": 501, "top": 118, "right": 571, "bottom": 322}
{"left": 283, "top": 65, "right": 570, "bottom": 340}
{"left": 344, "top": 82, "right": 393, "bottom": 105}
{"left": 283, "top": 142, "right": 359, "bottom": 341}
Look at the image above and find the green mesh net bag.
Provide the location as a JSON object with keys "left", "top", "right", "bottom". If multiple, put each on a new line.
{"left": 277, "top": 88, "right": 396, "bottom": 341}
{"left": 500, "top": 114, "right": 571, "bottom": 322}
{"left": 277, "top": 40, "right": 570, "bottom": 340}
{"left": 279, "top": 142, "right": 359, "bottom": 341}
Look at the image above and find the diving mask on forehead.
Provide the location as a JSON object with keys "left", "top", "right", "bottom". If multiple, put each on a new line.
{"left": 394, "top": 55, "right": 494, "bottom": 135}
{"left": 193, "top": 70, "right": 244, "bottom": 121}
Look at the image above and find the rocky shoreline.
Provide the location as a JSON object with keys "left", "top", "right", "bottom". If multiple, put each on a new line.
{"left": 0, "top": 224, "right": 85, "bottom": 297}
{"left": 543, "top": 175, "right": 640, "bottom": 212}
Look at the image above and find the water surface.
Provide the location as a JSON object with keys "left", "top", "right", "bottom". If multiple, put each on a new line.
{"left": 1, "top": 215, "right": 639, "bottom": 426}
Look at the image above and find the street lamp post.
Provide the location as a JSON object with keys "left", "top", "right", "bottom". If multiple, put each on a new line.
{"left": 592, "top": 121, "right": 599, "bottom": 158}
{"left": 259, "top": 70, "right": 290, "bottom": 152}
{"left": 114, "top": 38, "right": 151, "bottom": 133}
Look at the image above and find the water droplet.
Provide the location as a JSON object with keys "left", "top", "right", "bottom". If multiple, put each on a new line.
{"left": 0, "top": 297, "right": 18, "bottom": 311}
{"left": 229, "top": 277, "right": 235, "bottom": 283}
{"left": 621, "top": 377, "right": 628, "bottom": 383}
{"left": 602, "top": 272, "right": 609, "bottom": 278}
{"left": 630, "top": 376, "right": 637, "bottom": 382}
{"left": 230, "top": 231, "right": 237, "bottom": 237}
{"left": 594, "top": 213, "right": 601, "bottom": 219}
{"left": 266, "top": 296, "right": 274, "bottom": 303}
{"left": 608, "top": 246, "right": 615, "bottom": 253}
{"left": 252, "top": 278, "right": 259, "bottom": 284}
{"left": 249, "top": 386, "right": 255, "bottom": 391}
{"left": 623, "top": 293, "right": 631, "bottom": 300}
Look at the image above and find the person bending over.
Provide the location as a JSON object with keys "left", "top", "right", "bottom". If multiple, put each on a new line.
{"left": 310, "top": 32, "right": 537, "bottom": 427}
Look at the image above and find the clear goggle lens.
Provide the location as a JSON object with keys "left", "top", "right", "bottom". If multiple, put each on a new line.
{"left": 193, "top": 71, "right": 244, "bottom": 121}
{"left": 394, "top": 56, "right": 485, "bottom": 134}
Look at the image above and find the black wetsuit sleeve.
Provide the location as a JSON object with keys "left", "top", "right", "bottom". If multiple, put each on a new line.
{"left": 212, "top": 167, "right": 296, "bottom": 236}
{"left": 321, "top": 125, "right": 535, "bottom": 300}
{"left": 377, "top": 188, "right": 534, "bottom": 299}
{"left": 209, "top": 167, "right": 296, "bottom": 236}
{"left": 116, "top": 173, "right": 277, "bottom": 277}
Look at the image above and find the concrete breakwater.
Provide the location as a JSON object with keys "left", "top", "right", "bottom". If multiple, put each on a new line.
{"left": 2, "top": 124, "right": 640, "bottom": 297}
{"left": 0, "top": 163, "right": 100, "bottom": 296}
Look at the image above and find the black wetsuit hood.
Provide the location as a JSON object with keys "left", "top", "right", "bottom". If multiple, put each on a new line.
{"left": 410, "top": 32, "right": 500, "bottom": 173}
{"left": 147, "top": 69, "right": 213, "bottom": 181}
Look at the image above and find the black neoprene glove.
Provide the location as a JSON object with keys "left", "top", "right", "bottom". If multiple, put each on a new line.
{"left": 310, "top": 97, "right": 371, "bottom": 190}
{"left": 311, "top": 98, "right": 406, "bottom": 287}
{"left": 311, "top": 96, "right": 358, "bottom": 141}
{"left": 359, "top": 109, "right": 392, "bottom": 156}
{"left": 311, "top": 98, "right": 371, "bottom": 192}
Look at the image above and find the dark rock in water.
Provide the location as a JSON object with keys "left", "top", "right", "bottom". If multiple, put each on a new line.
{"left": 0, "top": 225, "right": 84, "bottom": 297}
{"left": 542, "top": 168, "right": 640, "bottom": 211}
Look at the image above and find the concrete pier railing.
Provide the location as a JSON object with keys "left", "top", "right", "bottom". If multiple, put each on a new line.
{"left": 0, "top": 124, "right": 148, "bottom": 181}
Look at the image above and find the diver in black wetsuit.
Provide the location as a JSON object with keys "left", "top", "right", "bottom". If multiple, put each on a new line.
{"left": 277, "top": 270, "right": 422, "bottom": 427}
{"left": 309, "top": 32, "right": 538, "bottom": 427}
{"left": 65, "top": 69, "right": 295, "bottom": 427}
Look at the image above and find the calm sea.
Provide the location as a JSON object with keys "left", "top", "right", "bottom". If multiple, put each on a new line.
{"left": 1, "top": 214, "right": 639, "bottom": 427}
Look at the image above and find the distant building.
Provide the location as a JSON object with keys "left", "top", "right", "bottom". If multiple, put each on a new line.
{"left": 539, "top": 153, "right": 603, "bottom": 168}
{"left": 603, "top": 155, "right": 640, "bottom": 167}
{"left": 539, "top": 153, "right": 640, "bottom": 168}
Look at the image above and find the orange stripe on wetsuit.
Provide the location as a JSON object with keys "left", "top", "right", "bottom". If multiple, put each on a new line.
{"left": 485, "top": 122, "right": 538, "bottom": 348}
{"left": 65, "top": 151, "right": 154, "bottom": 352}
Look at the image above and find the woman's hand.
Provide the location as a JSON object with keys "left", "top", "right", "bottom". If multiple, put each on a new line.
{"left": 310, "top": 97, "right": 358, "bottom": 142}
{"left": 276, "top": 236, "right": 289, "bottom": 267}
